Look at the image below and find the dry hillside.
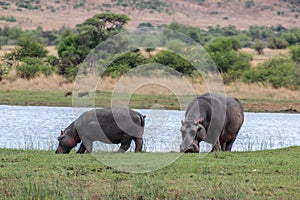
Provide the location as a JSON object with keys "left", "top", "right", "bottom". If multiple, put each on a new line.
{"left": 0, "top": 0, "right": 299, "bottom": 31}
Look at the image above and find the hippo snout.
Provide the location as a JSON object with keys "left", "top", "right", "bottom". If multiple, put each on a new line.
{"left": 180, "top": 140, "right": 199, "bottom": 153}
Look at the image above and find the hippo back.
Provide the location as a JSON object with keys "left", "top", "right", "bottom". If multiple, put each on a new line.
{"left": 74, "top": 108, "right": 144, "bottom": 144}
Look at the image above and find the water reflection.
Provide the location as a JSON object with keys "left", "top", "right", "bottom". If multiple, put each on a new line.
{"left": 0, "top": 105, "right": 299, "bottom": 152}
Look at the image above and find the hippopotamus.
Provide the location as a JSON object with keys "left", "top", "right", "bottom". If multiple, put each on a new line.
{"left": 78, "top": 91, "right": 89, "bottom": 97}
{"left": 55, "top": 108, "right": 146, "bottom": 154}
{"left": 180, "top": 93, "right": 244, "bottom": 152}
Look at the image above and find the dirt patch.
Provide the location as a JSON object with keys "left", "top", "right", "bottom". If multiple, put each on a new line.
{"left": 0, "top": 0, "right": 299, "bottom": 31}
{"left": 243, "top": 102, "right": 300, "bottom": 113}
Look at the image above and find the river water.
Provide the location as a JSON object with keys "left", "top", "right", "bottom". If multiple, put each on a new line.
{"left": 0, "top": 105, "right": 299, "bottom": 152}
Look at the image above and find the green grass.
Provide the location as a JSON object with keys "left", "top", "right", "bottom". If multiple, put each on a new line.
{"left": 0, "top": 147, "right": 299, "bottom": 199}
{"left": 0, "top": 90, "right": 191, "bottom": 110}
{"left": 1, "top": 90, "right": 299, "bottom": 112}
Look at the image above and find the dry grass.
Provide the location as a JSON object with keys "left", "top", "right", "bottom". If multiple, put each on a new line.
{"left": 2, "top": 75, "right": 300, "bottom": 102}
{"left": 97, "top": 76, "right": 206, "bottom": 95}
{"left": 225, "top": 82, "right": 300, "bottom": 101}
{"left": 0, "top": 45, "right": 57, "bottom": 57}
{"left": 0, "top": 74, "right": 73, "bottom": 91}
{"left": 241, "top": 48, "right": 289, "bottom": 67}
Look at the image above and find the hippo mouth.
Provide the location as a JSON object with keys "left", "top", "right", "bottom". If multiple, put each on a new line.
{"left": 184, "top": 140, "right": 199, "bottom": 153}
{"left": 55, "top": 146, "right": 72, "bottom": 154}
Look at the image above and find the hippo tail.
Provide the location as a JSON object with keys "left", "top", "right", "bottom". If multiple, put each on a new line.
{"left": 140, "top": 115, "right": 146, "bottom": 127}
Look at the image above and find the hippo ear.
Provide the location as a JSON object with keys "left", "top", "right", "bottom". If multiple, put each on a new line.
{"left": 57, "top": 136, "right": 62, "bottom": 141}
{"left": 60, "top": 130, "right": 64, "bottom": 135}
{"left": 198, "top": 126, "right": 207, "bottom": 141}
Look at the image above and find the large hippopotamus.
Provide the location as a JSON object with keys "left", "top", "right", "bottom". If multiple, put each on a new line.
{"left": 180, "top": 93, "right": 244, "bottom": 152}
{"left": 55, "top": 108, "right": 146, "bottom": 153}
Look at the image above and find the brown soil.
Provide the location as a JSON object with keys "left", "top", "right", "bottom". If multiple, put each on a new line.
{"left": 242, "top": 101, "right": 300, "bottom": 113}
{"left": 0, "top": 0, "right": 299, "bottom": 31}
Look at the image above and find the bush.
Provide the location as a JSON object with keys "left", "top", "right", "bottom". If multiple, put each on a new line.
{"left": 205, "top": 37, "right": 244, "bottom": 73}
{"left": 242, "top": 57, "right": 300, "bottom": 89}
{"left": 245, "top": 0, "right": 255, "bottom": 8}
{"left": 17, "top": 57, "right": 54, "bottom": 79}
{"left": 5, "top": 35, "right": 49, "bottom": 61}
{"left": 153, "top": 50, "right": 194, "bottom": 75}
{"left": 267, "top": 37, "right": 288, "bottom": 49}
{"left": 0, "top": 16, "right": 16, "bottom": 22}
{"left": 223, "top": 52, "right": 252, "bottom": 84}
{"left": 0, "top": 64, "right": 9, "bottom": 81}
{"left": 103, "top": 51, "right": 150, "bottom": 77}
{"left": 281, "top": 28, "right": 300, "bottom": 45}
{"left": 252, "top": 40, "right": 265, "bottom": 54}
{"left": 289, "top": 45, "right": 300, "bottom": 64}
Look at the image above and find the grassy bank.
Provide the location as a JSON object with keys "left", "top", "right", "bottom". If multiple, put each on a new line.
{"left": 0, "top": 147, "right": 299, "bottom": 199}
{"left": 0, "top": 90, "right": 299, "bottom": 112}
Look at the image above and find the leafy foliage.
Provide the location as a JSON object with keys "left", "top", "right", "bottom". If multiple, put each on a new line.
{"left": 280, "top": 28, "right": 300, "bottom": 45}
{"left": 253, "top": 40, "right": 265, "bottom": 54}
{"left": 154, "top": 50, "right": 194, "bottom": 75}
{"left": 8, "top": 36, "right": 49, "bottom": 61}
{"left": 0, "top": 63, "right": 9, "bottom": 81}
{"left": 267, "top": 37, "right": 288, "bottom": 49}
{"left": 104, "top": 51, "right": 150, "bottom": 77}
{"left": 3, "top": 35, "right": 55, "bottom": 79}
{"left": 243, "top": 56, "right": 300, "bottom": 89}
{"left": 205, "top": 37, "right": 243, "bottom": 73}
{"left": 289, "top": 45, "right": 300, "bottom": 64}
{"left": 57, "top": 12, "right": 130, "bottom": 79}
{"left": 17, "top": 57, "right": 54, "bottom": 79}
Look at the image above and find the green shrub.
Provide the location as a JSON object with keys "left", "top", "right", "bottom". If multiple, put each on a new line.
{"left": 289, "top": 45, "right": 300, "bottom": 64}
{"left": 245, "top": 0, "right": 255, "bottom": 8}
{"left": 242, "top": 56, "right": 300, "bottom": 89}
{"left": 205, "top": 37, "right": 243, "bottom": 73}
{"left": 17, "top": 59, "right": 40, "bottom": 79}
{"left": 0, "top": 1, "right": 10, "bottom": 6}
{"left": 267, "top": 37, "right": 288, "bottom": 49}
{"left": 281, "top": 28, "right": 300, "bottom": 45}
{"left": 0, "top": 16, "right": 16, "bottom": 22}
{"left": 253, "top": 40, "right": 265, "bottom": 54}
{"left": 17, "top": 57, "right": 54, "bottom": 79}
{"left": 223, "top": 52, "right": 252, "bottom": 84}
{"left": 103, "top": 51, "right": 150, "bottom": 77}
{"left": 153, "top": 50, "right": 194, "bottom": 75}
{"left": 0, "top": 64, "right": 10, "bottom": 81}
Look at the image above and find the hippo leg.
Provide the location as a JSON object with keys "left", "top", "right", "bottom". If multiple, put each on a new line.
{"left": 133, "top": 137, "right": 143, "bottom": 152}
{"left": 224, "top": 138, "right": 236, "bottom": 151}
{"left": 211, "top": 140, "right": 222, "bottom": 152}
{"left": 76, "top": 143, "right": 87, "bottom": 153}
{"left": 118, "top": 135, "right": 132, "bottom": 153}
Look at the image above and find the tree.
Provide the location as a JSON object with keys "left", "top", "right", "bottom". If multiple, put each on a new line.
{"left": 57, "top": 12, "right": 130, "bottom": 79}
{"left": 253, "top": 40, "right": 265, "bottom": 55}
{"left": 289, "top": 45, "right": 300, "bottom": 65}
{"left": 5, "top": 35, "right": 49, "bottom": 61}
{"left": 76, "top": 12, "right": 130, "bottom": 49}
{"left": 205, "top": 37, "right": 242, "bottom": 73}
{"left": 57, "top": 29, "right": 84, "bottom": 76}
{"left": 281, "top": 28, "right": 300, "bottom": 45}
{"left": 154, "top": 50, "right": 194, "bottom": 75}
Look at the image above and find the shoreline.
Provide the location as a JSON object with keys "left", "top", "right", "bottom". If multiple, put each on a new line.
{"left": 0, "top": 90, "right": 299, "bottom": 113}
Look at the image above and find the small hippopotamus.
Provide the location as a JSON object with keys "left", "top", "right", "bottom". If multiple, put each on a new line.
{"left": 55, "top": 108, "right": 146, "bottom": 154}
{"left": 78, "top": 91, "right": 89, "bottom": 97}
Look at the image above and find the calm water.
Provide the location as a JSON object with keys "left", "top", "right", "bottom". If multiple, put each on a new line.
{"left": 0, "top": 105, "right": 299, "bottom": 152}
